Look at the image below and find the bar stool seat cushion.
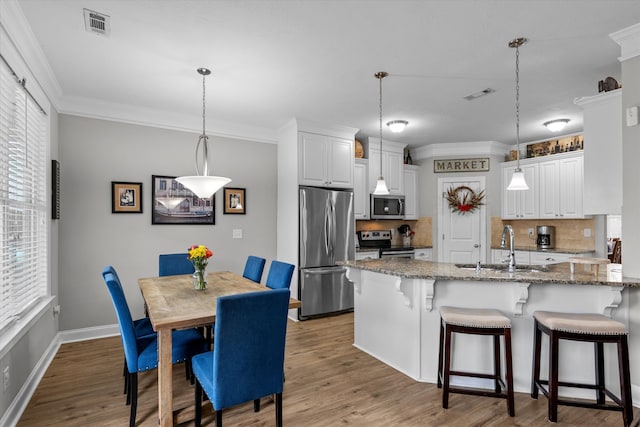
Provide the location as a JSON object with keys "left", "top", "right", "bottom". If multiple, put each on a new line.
{"left": 533, "top": 311, "right": 627, "bottom": 335}
{"left": 440, "top": 306, "right": 511, "bottom": 329}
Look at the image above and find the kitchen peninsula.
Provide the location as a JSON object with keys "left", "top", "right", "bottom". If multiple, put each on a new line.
{"left": 341, "top": 258, "right": 639, "bottom": 397}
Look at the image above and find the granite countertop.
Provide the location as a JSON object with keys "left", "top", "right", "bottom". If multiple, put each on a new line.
{"left": 491, "top": 246, "right": 594, "bottom": 254}
{"left": 340, "top": 258, "right": 640, "bottom": 288}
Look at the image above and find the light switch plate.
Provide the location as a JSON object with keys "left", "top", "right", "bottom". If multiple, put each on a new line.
{"left": 232, "top": 229, "right": 243, "bottom": 239}
{"left": 626, "top": 106, "right": 638, "bottom": 127}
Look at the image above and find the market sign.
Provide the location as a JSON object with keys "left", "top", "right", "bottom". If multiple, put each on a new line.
{"left": 434, "top": 158, "right": 490, "bottom": 173}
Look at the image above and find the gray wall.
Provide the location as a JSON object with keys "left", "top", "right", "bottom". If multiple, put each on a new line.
{"left": 58, "top": 115, "right": 277, "bottom": 330}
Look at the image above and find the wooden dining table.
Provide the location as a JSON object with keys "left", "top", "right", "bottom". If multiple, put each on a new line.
{"left": 138, "top": 270, "right": 301, "bottom": 427}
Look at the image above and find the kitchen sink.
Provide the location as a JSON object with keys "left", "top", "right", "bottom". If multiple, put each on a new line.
{"left": 455, "top": 263, "right": 549, "bottom": 273}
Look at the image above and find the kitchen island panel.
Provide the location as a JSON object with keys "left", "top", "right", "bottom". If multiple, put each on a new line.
{"left": 348, "top": 266, "right": 632, "bottom": 400}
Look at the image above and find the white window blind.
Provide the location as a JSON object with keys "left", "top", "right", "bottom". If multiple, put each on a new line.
{"left": 0, "top": 59, "right": 48, "bottom": 332}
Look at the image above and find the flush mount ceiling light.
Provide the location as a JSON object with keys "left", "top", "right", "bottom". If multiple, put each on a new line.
{"left": 507, "top": 37, "right": 529, "bottom": 191}
{"left": 373, "top": 71, "right": 390, "bottom": 195}
{"left": 544, "top": 118, "right": 570, "bottom": 132}
{"left": 175, "top": 68, "right": 231, "bottom": 199}
{"left": 386, "top": 120, "right": 408, "bottom": 133}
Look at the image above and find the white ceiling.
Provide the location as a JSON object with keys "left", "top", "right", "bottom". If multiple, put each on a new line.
{"left": 14, "top": 0, "right": 640, "bottom": 148}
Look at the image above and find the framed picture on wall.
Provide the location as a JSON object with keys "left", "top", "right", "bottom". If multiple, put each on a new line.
{"left": 111, "top": 181, "right": 143, "bottom": 213}
{"left": 223, "top": 187, "right": 246, "bottom": 214}
{"left": 151, "top": 175, "right": 215, "bottom": 224}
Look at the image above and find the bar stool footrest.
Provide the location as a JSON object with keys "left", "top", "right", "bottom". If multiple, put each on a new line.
{"left": 534, "top": 380, "right": 625, "bottom": 412}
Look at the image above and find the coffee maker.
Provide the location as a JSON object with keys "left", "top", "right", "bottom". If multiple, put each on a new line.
{"left": 536, "top": 226, "right": 555, "bottom": 250}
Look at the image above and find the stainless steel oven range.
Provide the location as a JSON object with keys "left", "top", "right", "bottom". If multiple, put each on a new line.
{"left": 357, "top": 230, "right": 415, "bottom": 259}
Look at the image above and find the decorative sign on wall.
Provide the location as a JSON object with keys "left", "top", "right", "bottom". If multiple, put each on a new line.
{"left": 434, "top": 158, "right": 490, "bottom": 173}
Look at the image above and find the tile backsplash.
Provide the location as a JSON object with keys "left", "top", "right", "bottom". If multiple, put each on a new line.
{"left": 490, "top": 216, "right": 595, "bottom": 251}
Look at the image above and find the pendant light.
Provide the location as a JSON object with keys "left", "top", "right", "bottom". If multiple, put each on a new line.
{"left": 373, "top": 71, "right": 390, "bottom": 195}
{"left": 507, "top": 38, "right": 529, "bottom": 191}
{"left": 176, "top": 68, "right": 231, "bottom": 199}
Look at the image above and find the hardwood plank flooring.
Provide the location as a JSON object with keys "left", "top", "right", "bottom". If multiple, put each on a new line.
{"left": 17, "top": 313, "right": 638, "bottom": 426}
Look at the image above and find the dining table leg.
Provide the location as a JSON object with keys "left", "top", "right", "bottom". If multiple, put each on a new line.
{"left": 158, "top": 328, "right": 173, "bottom": 427}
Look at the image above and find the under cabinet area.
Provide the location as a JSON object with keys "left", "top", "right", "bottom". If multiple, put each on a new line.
{"left": 501, "top": 151, "right": 585, "bottom": 220}
{"left": 298, "top": 131, "right": 354, "bottom": 188}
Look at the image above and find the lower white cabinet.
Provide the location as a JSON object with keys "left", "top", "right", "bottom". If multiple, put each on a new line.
{"left": 355, "top": 250, "right": 380, "bottom": 260}
{"left": 414, "top": 248, "right": 432, "bottom": 261}
{"left": 491, "top": 249, "right": 591, "bottom": 266}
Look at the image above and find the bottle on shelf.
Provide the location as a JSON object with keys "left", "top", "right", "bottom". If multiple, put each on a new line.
{"left": 405, "top": 150, "right": 413, "bottom": 165}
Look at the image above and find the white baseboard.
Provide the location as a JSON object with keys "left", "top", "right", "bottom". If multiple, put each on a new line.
{"left": 58, "top": 323, "right": 120, "bottom": 343}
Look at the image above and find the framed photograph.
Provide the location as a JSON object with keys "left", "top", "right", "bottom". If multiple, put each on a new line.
{"left": 151, "top": 175, "right": 215, "bottom": 225}
{"left": 111, "top": 181, "right": 143, "bottom": 213}
{"left": 223, "top": 187, "right": 246, "bottom": 214}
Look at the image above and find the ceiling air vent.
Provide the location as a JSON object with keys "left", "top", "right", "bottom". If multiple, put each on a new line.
{"left": 83, "top": 8, "right": 110, "bottom": 36}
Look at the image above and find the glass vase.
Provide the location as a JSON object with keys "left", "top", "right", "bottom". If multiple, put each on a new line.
{"left": 193, "top": 266, "right": 207, "bottom": 290}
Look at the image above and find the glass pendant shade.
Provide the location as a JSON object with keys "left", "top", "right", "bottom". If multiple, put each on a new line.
{"left": 373, "top": 177, "right": 390, "bottom": 195}
{"left": 507, "top": 168, "right": 529, "bottom": 190}
{"left": 175, "top": 176, "right": 231, "bottom": 199}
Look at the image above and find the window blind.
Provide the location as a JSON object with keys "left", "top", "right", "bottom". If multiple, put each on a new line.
{"left": 0, "top": 59, "right": 48, "bottom": 332}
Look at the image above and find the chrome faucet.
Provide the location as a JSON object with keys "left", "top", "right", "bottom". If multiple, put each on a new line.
{"left": 500, "top": 225, "right": 516, "bottom": 273}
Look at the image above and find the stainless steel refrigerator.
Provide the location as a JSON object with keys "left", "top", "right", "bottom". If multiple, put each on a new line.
{"left": 299, "top": 186, "right": 354, "bottom": 319}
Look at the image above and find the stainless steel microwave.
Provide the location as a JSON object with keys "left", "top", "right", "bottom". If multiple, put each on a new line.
{"left": 370, "top": 194, "right": 405, "bottom": 219}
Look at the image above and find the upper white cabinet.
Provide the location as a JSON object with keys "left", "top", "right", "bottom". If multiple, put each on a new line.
{"left": 354, "top": 159, "right": 369, "bottom": 219}
{"left": 501, "top": 163, "right": 539, "bottom": 219}
{"left": 367, "top": 138, "right": 406, "bottom": 195}
{"left": 502, "top": 151, "right": 584, "bottom": 220}
{"left": 539, "top": 154, "right": 584, "bottom": 218}
{"left": 403, "top": 165, "right": 418, "bottom": 219}
{"left": 575, "top": 89, "right": 622, "bottom": 214}
{"left": 299, "top": 131, "right": 354, "bottom": 188}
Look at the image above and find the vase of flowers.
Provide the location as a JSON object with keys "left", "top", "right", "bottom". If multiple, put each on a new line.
{"left": 187, "top": 245, "right": 213, "bottom": 290}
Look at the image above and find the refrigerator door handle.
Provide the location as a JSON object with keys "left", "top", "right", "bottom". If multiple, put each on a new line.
{"left": 324, "top": 198, "right": 331, "bottom": 256}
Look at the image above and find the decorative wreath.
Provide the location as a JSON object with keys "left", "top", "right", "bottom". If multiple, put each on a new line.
{"left": 446, "top": 185, "right": 485, "bottom": 214}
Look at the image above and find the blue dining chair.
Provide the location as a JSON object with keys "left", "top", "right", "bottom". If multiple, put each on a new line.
{"left": 192, "top": 289, "right": 290, "bottom": 427}
{"left": 242, "top": 256, "right": 266, "bottom": 283}
{"left": 265, "top": 260, "right": 295, "bottom": 290}
{"left": 103, "top": 271, "right": 208, "bottom": 427}
{"left": 159, "top": 253, "right": 195, "bottom": 276}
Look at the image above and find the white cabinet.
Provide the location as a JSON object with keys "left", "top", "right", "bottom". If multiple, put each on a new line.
{"left": 575, "top": 90, "right": 622, "bottom": 215}
{"left": 355, "top": 250, "right": 380, "bottom": 260}
{"left": 414, "top": 248, "right": 432, "bottom": 261}
{"left": 367, "top": 138, "right": 406, "bottom": 195}
{"left": 529, "top": 252, "right": 577, "bottom": 266}
{"left": 501, "top": 152, "right": 584, "bottom": 220}
{"left": 299, "top": 132, "right": 354, "bottom": 188}
{"left": 539, "top": 153, "right": 584, "bottom": 219}
{"left": 403, "top": 165, "right": 418, "bottom": 219}
{"left": 354, "top": 159, "right": 369, "bottom": 219}
{"left": 501, "top": 163, "right": 539, "bottom": 219}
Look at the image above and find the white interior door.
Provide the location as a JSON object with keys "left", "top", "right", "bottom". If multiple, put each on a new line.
{"left": 437, "top": 176, "right": 486, "bottom": 264}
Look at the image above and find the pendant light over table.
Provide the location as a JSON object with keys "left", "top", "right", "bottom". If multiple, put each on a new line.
{"left": 373, "top": 71, "right": 390, "bottom": 195}
{"left": 506, "top": 38, "right": 529, "bottom": 191}
{"left": 175, "top": 68, "right": 231, "bottom": 199}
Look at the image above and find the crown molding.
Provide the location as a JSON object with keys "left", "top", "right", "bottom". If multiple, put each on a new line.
{"left": 413, "top": 141, "right": 510, "bottom": 160}
{"left": 610, "top": 22, "right": 640, "bottom": 62}
{"left": 59, "top": 95, "right": 278, "bottom": 144}
{"left": 0, "top": 0, "right": 62, "bottom": 110}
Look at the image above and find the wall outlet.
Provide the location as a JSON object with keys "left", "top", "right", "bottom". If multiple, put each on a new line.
{"left": 584, "top": 228, "right": 592, "bottom": 238}
{"left": 528, "top": 228, "right": 534, "bottom": 238}
{"left": 232, "top": 229, "right": 243, "bottom": 239}
{"left": 3, "top": 366, "right": 9, "bottom": 391}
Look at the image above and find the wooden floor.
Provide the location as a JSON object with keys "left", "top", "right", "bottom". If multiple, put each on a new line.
{"left": 17, "top": 312, "right": 638, "bottom": 426}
